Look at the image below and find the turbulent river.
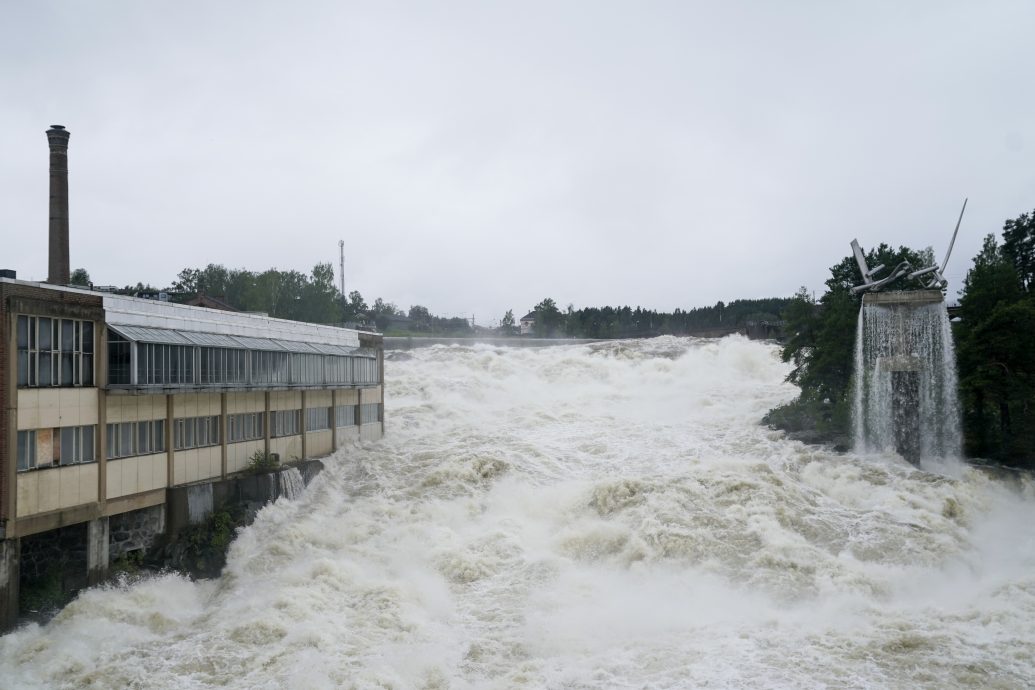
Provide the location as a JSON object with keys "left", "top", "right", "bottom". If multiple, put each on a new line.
{"left": 3, "top": 337, "right": 1035, "bottom": 689}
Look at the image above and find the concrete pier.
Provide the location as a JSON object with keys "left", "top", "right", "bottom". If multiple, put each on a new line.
{"left": 860, "top": 290, "right": 947, "bottom": 464}
{"left": 0, "top": 540, "right": 19, "bottom": 631}
{"left": 86, "top": 518, "right": 109, "bottom": 586}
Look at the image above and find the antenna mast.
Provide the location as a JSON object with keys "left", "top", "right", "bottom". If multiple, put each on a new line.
{"left": 338, "top": 239, "right": 345, "bottom": 297}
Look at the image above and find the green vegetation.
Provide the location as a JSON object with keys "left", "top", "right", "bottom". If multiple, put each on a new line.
{"left": 170, "top": 504, "right": 248, "bottom": 578}
{"left": 108, "top": 549, "right": 146, "bottom": 579}
{"left": 69, "top": 267, "right": 91, "bottom": 286}
{"left": 767, "top": 209, "right": 1035, "bottom": 470}
{"left": 246, "top": 449, "right": 279, "bottom": 474}
{"left": 955, "top": 211, "right": 1035, "bottom": 468}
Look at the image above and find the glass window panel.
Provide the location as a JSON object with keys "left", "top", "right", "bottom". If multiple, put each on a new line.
{"left": 17, "top": 315, "right": 28, "bottom": 348}
{"left": 61, "top": 427, "right": 76, "bottom": 464}
{"left": 82, "top": 322, "right": 93, "bottom": 353}
{"left": 61, "top": 352, "right": 73, "bottom": 385}
{"left": 62, "top": 319, "right": 74, "bottom": 350}
{"left": 17, "top": 351, "right": 28, "bottom": 387}
{"left": 39, "top": 318, "right": 52, "bottom": 350}
{"left": 39, "top": 352, "right": 52, "bottom": 386}
{"left": 120, "top": 423, "right": 134, "bottom": 456}
{"left": 18, "top": 431, "right": 30, "bottom": 470}
{"left": 107, "top": 423, "right": 117, "bottom": 458}
{"left": 82, "top": 426, "right": 94, "bottom": 463}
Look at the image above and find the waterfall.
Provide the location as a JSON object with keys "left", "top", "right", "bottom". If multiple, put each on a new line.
{"left": 275, "top": 467, "right": 305, "bottom": 501}
{"left": 185, "top": 483, "right": 214, "bottom": 524}
{"left": 852, "top": 294, "right": 962, "bottom": 461}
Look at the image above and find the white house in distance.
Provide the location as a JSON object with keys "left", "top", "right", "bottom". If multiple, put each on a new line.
{"left": 519, "top": 311, "right": 536, "bottom": 335}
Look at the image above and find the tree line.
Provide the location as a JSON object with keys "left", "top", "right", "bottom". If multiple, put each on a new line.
{"left": 519, "top": 297, "right": 792, "bottom": 338}
{"left": 768, "top": 209, "right": 1035, "bottom": 469}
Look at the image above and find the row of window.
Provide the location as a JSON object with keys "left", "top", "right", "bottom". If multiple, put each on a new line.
{"left": 17, "top": 425, "right": 95, "bottom": 471}
{"left": 107, "top": 420, "right": 166, "bottom": 459}
{"left": 16, "top": 316, "right": 95, "bottom": 388}
{"left": 175, "top": 415, "right": 221, "bottom": 450}
{"left": 228, "top": 412, "right": 264, "bottom": 442}
{"left": 15, "top": 403, "right": 381, "bottom": 471}
{"left": 272, "top": 410, "right": 301, "bottom": 437}
{"left": 108, "top": 334, "right": 380, "bottom": 388}
{"left": 360, "top": 403, "right": 381, "bottom": 425}
{"left": 306, "top": 407, "right": 330, "bottom": 431}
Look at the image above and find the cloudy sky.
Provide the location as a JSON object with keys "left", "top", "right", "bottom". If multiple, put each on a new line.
{"left": 2, "top": 1, "right": 1032, "bottom": 323}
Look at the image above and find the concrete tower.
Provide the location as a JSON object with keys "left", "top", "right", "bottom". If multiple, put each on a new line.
{"left": 46, "top": 125, "right": 71, "bottom": 285}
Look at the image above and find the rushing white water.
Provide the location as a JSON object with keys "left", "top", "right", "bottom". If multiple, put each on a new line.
{"left": 2, "top": 336, "right": 1034, "bottom": 689}
{"left": 275, "top": 467, "right": 306, "bottom": 501}
{"left": 853, "top": 300, "right": 963, "bottom": 460}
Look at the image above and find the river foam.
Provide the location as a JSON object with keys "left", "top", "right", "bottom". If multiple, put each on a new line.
{"left": 2, "top": 336, "right": 1033, "bottom": 688}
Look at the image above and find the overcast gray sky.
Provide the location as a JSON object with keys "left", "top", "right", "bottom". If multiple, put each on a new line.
{"left": 2, "top": 1, "right": 1032, "bottom": 322}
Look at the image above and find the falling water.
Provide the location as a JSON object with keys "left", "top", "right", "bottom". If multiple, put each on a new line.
{"left": 853, "top": 297, "right": 962, "bottom": 461}
{"left": 1, "top": 337, "right": 1032, "bottom": 688}
{"left": 275, "top": 467, "right": 305, "bottom": 501}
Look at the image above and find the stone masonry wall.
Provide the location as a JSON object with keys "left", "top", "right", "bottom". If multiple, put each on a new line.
{"left": 109, "top": 505, "right": 165, "bottom": 560}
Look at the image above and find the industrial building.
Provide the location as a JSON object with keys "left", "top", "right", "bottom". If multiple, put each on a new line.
{"left": 0, "top": 126, "right": 384, "bottom": 628}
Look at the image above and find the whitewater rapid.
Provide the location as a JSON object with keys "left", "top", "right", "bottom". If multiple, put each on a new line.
{"left": 2, "top": 336, "right": 1033, "bottom": 689}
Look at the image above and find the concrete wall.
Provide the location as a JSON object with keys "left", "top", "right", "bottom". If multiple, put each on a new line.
{"left": 270, "top": 391, "right": 301, "bottom": 411}
{"left": 307, "top": 390, "right": 332, "bottom": 408}
{"left": 336, "top": 389, "right": 359, "bottom": 405}
{"left": 172, "top": 446, "right": 221, "bottom": 486}
{"left": 16, "top": 464, "right": 98, "bottom": 517}
{"left": 359, "top": 424, "right": 382, "bottom": 441}
{"left": 105, "top": 394, "right": 166, "bottom": 424}
{"left": 172, "top": 393, "right": 221, "bottom": 419}
{"left": 227, "top": 439, "right": 263, "bottom": 474}
{"left": 106, "top": 453, "right": 166, "bottom": 499}
{"left": 270, "top": 435, "right": 302, "bottom": 462}
{"left": 227, "top": 391, "right": 264, "bottom": 414}
{"left": 16, "top": 388, "right": 98, "bottom": 430}
{"left": 308, "top": 429, "right": 332, "bottom": 457}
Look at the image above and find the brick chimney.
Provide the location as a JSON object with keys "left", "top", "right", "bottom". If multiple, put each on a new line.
{"left": 46, "top": 125, "right": 70, "bottom": 285}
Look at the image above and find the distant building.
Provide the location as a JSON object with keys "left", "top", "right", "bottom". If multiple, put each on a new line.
{"left": 519, "top": 311, "right": 536, "bottom": 335}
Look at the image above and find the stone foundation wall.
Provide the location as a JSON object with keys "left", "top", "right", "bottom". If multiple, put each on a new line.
{"left": 109, "top": 505, "right": 165, "bottom": 561}
{"left": 19, "top": 523, "right": 88, "bottom": 591}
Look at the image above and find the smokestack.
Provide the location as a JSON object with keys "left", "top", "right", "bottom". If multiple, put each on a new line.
{"left": 46, "top": 125, "right": 70, "bottom": 285}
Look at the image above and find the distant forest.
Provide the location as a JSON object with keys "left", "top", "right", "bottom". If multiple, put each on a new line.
{"left": 73, "top": 263, "right": 792, "bottom": 340}
{"left": 519, "top": 297, "right": 790, "bottom": 339}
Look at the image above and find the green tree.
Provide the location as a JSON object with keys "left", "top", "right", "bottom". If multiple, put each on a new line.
{"left": 345, "top": 291, "right": 368, "bottom": 321}
{"left": 955, "top": 226, "right": 1034, "bottom": 467}
{"left": 1002, "top": 209, "right": 1035, "bottom": 292}
{"left": 408, "top": 305, "right": 432, "bottom": 331}
{"left": 69, "top": 268, "right": 91, "bottom": 286}
{"left": 500, "top": 309, "right": 517, "bottom": 335}
{"left": 533, "top": 298, "right": 563, "bottom": 337}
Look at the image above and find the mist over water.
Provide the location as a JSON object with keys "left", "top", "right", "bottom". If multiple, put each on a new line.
{"left": 2, "top": 337, "right": 1034, "bottom": 688}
